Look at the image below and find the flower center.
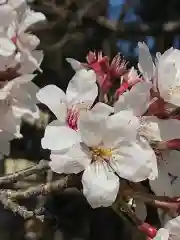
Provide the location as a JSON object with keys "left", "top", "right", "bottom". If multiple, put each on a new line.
{"left": 66, "top": 105, "right": 79, "bottom": 130}
{"left": 91, "top": 147, "right": 112, "bottom": 161}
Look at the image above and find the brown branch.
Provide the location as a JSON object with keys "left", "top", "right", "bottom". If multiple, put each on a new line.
{"left": 0, "top": 191, "right": 43, "bottom": 220}
{"left": 0, "top": 160, "right": 49, "bottom": 185}
{"left": 124, "top": 189, "right": 180, "bottom": 216}
{"left": 45, "top": 0, "right": 102, "bottom": 51}
{"left": 96, "top": 17, "right": 180, "bottom": 37}
{"left": 8, "top": 176, "right": 73, "bottom": 199}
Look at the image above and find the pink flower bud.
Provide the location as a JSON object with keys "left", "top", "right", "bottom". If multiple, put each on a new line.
{"left": 138, "top": 223, "right": 157, "bottom": 238}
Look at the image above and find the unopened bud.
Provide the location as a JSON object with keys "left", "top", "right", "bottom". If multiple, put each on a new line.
{"left": 138, "top": 222, "right": 157, "bottom": 238}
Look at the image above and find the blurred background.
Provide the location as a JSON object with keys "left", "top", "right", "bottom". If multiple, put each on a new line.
{"left": 2, "top": 0, "right": 180, "bottom": 239}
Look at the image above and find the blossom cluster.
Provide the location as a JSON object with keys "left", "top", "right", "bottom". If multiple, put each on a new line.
{"left": 37, "top": 43, "right": 180, "bottom": 239}
{"left": 0, "top": 0, "right": 45, "bottom": 156}
{"left": 1, "top": 1, "right": 180, "bottom": 238}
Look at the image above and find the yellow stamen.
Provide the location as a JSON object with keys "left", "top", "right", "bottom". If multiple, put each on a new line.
{"left": 92, "top": 147, "right": 112, "bottom": 160}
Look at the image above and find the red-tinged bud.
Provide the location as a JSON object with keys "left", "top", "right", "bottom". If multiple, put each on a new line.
{"left": 86, "top": 51, "right": 128, "bottom": 94}
{"left": 115, "top": 81, "right": 129, "bottom": 97}
{"left": 166, "top": 139, "right": 180, "bottom": 150}
{"left": 11, "top": 36, "right": 17, "bottom": 44}
{"left": 86, "top": 51, "right": 96, "bottom": 64}
{"left": 138, "top": 223, "right": 157, "bottom": 238}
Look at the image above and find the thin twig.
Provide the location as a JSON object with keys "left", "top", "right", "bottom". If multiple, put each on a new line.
{"left": 0, "top": 160, "right": 49, "bottom": 185}
{"left": 8, "top": 176, "right": 71, "bottom": 199}
{"left": 46, "top": 0, "right": 101, "bottom": 51}
{"left": 0, "top": 191, "right": 43, "bottom": 220}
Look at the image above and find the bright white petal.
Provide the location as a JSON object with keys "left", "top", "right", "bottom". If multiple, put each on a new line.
{"left": 110, "top": 137, "right": 157, "bottom": 182}
{"left": 91, "top": 102, "right": 113, "bottom": 117}
{"left": 66, "top": 58, "right": 83, "bottom": 71}
{"left": 153, "top": 228, "right": 169, "bottom": 240}
{"left": 0, "top": 5, "right": 16, "bottom": 27}
{"left": 138, "top": 42, "right": 155, "bottom": 80}
{"left": 0, "top": 36, "right": 16, "bottom": 56}
{"left": 82, "top": 161, "right": 119, "bottom": 208}
{"left": 78, "top": 110, "right": 106, "bottom": 147}
{"left": 12, "top": 104, "right": 39, "bottom": 120}
{"left": 115, "top": 81, "right": 152, "bottom": 116}
{"left": 66, "top": 69, "right": 98, "bottom": 107}
{"left": 165, "top": 215, "right": 180, "bottom": 237}
{"left": 157, "top": 60, "right": 179, "bottom": 105}
{"left": 103, "top": 110, "right": 140, "bottom": 147}
{"left": 50, "top": 143, "right": 91, "bottom": 174}
{"left": 19, "top": 9, "right": 46, "bottom": 33}
{"left": 36, "top": 85, "right": 67, "bottom": 121}
{"left": 19, "top": 33, "right": 40, "bottom": 51}
{"left": 140, "top": 117, "right": 180, "bottom": 142}
{"left": 42, "top": 120, "right": 81, "bottom": 151}
{"left": 18, "top": 50, "right": 43, "bottom": 74}
{"left": 0, "top": 109, "right": 19, "bottom": 134}
{"left": 11, "top": 74, "right": 36, "bottom": 85}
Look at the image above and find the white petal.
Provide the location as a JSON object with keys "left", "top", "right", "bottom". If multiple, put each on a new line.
{"left": 134, "top": 200, "right": 147, "bottom": 222}
{"left": 12, "top": 74, "right": 36, "bottom": 85}
{"left": 138, "top": 42, "right": 155, "bottom": 80}
{"left": 66, "top": 58, "right": 83, "bottom": 71}
{"left": 103, "top": 111, "right": 140, "bottom": 148}
{"left": 18, "top": 81, "right": 40, "bottom": 104}
{"left": 82, "top": 161, "right": 119, "bottom": 208}
{"left": 36, "top": 85, "right": 67, "bottom": 121}
{"left": 110, "top": 138, "right": 157, "bottom": 182}
{"left": 19, "top": 9, "right": 46, "bottom": 33}
{"left": 9, "top": 0, "right": 27, "bottom": 13}
{"left": 153, "top": 228, "right": 169, "bottom": 240}
{"left": 18, "top": 33, "right": 40, "bottom": 51}
{"left": 78, "top": 110, "right": 106, "bottom": 147}
{"left": 12, "top": 104, "right": 39, "bottom": 120}
{"left": 91, "top": 102, "right": 113, "bottom": 117}
{"left": 115, "top": 81, "right": 152, "bottom": 116}
{"left": 18, "top": 50, "right": 43, "bottom": 74}
{"left": 165, "top": 215, "right": 180, "bottom": 236}
{"left": 50, "top": 143, "right": 91, "bottom": 174}
{"left": 0, "top": 109, "right": 19, "bottom": 134}
{"left": 42, "top": 120, "right": 81, "bottom": 151}
{"left": 66, "top": 69, "right": 98, "bottom": 107}
{"left": 140, "top": 117, "right": 180, "bottom": 142}
{"left": 157, "top": 60, "right": 179, "bottom": 105}
{"left": 0, "top": 5, "right": 16, "bottom": 27}
{"left": 0, "top": 36, "right": 16, "bottom": 56}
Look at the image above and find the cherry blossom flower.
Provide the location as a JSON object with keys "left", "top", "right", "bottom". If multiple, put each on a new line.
{"left": 0, "top": 73, "right": 39, "bottom": 156}
{"left": 36, "top": 69, "right": 103, "bottom": 152}
{"left": 0, "top": 6, "right": 45, "bottom": 70}
{"left": 49, "top": 108, "right": 157, "bottom": 208}
{"left": 138, "top": 42, "right": 180, "bottom": 107}
{"left": 67, "top": 51, "right": 128, "bottom": 93}
{"left": 0, "top": 0, "right": 26, "bottom": 27}
{"left": 0, "top": 73, "right": 40, "bottom": 126}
